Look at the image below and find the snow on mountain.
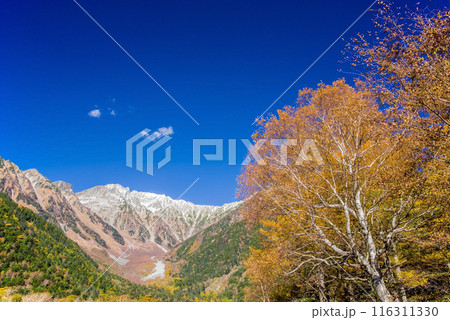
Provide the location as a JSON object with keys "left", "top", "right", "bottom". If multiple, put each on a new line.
{"left": 77, "top": 184, "right": 240, "bottom": 248}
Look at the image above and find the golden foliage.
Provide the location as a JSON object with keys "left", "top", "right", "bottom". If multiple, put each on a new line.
{"left": 239, "top": 77, "right": 449, "bottom": 301}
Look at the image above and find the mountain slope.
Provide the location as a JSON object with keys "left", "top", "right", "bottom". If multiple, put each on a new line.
{"left": 162, "top": 210, "right": 260, "bottom": 301}
{"left": 0, "top": 158, "right": 172, "bottom": 282}
{"left": 0, "top": 193, "right": 149, "bottom": 301}
{"left": 0, "top": 157, "right": 126, "bottom": 255}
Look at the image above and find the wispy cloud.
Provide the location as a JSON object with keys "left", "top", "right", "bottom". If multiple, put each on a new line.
{"left": 88, "top": 109, "right": 101, "bottom": 118}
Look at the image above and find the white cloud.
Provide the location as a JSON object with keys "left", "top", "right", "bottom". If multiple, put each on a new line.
{"left": 156, "top": 126, "right": 174, "bottom": 137}
{"left": 110, "top": 109, "right": 116, "bottom": 116}
{"left": 88, "top": 109, "right": 101, "bottom": 118}
{"left": 144, "top": 126, "right": 174, "bottom": 141}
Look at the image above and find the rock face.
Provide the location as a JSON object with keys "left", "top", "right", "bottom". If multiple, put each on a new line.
{"left": 0, "top": 159, "right": 40, "bottom": 209}
{"left": 0, "top": 156, "right": 240, "bottom": 283}
{"left": 0, "top": 157, "right": 129, "bottom": 261}
{"left": 77, "top": 184, "right": 240, "bottom": 248}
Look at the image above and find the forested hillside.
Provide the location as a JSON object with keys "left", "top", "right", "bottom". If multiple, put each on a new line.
{"left": 169, "top": 212, "right": 259, "bottom": 301}
{"left": 0, "top": 193, "right": 149, "bottom": 301}
{"left": 140, "top": 212, "right": 260, "bottom": 301}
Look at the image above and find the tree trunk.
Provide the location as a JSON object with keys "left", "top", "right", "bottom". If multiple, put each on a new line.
{"left": 355, "top": 191, "right": 393, "bottom": 301}
{"left": 318, "top": 267, "right": 328, "bottom": 302}
{"left": 372, "top": 271, "right": 393, "bottom": 302}
{"left": 393, "top": 249, "right": 408, "bottom": 302}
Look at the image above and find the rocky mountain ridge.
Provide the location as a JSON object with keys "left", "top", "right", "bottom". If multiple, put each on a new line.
{"left": 77, "top": 183, "right": 239, "bottom": 248}
{"left": 0, "top": 158, "right": 130, "bottom": 263}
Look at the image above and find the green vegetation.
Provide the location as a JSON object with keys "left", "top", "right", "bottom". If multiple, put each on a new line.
{"left": 0, "top": 193, "right": 149, "bottom": 301}
{"left": 163, "top": 213, "right": 259, "bottom": 301}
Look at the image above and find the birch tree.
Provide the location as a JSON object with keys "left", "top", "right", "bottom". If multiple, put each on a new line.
{"left": 238, "top": 80, "right": 444, "bottom": 301}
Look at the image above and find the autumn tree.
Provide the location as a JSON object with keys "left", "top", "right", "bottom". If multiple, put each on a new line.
{"left": 238, "top": 80, "right": 446, "bottom": 302}
{"left": 348, "top": 2, "right": 450, "bottom": 300}
{"left": 348, "top": 2, "right": 449, "bottom": 182}
{"left": 348, "top": 2, "right": 449, "bottom": 129}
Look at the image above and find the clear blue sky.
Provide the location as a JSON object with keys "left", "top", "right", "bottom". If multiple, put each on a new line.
{"left": 1, "top": 0, "right": 442, "bottom": 205}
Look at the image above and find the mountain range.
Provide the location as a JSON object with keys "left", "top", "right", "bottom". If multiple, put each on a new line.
{"left": 0, "top": 156, "right": 241, "bottom": 285}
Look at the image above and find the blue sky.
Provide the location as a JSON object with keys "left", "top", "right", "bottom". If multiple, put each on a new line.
{"left": 1, "top": 0, "right": 441, "bottom": 205}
